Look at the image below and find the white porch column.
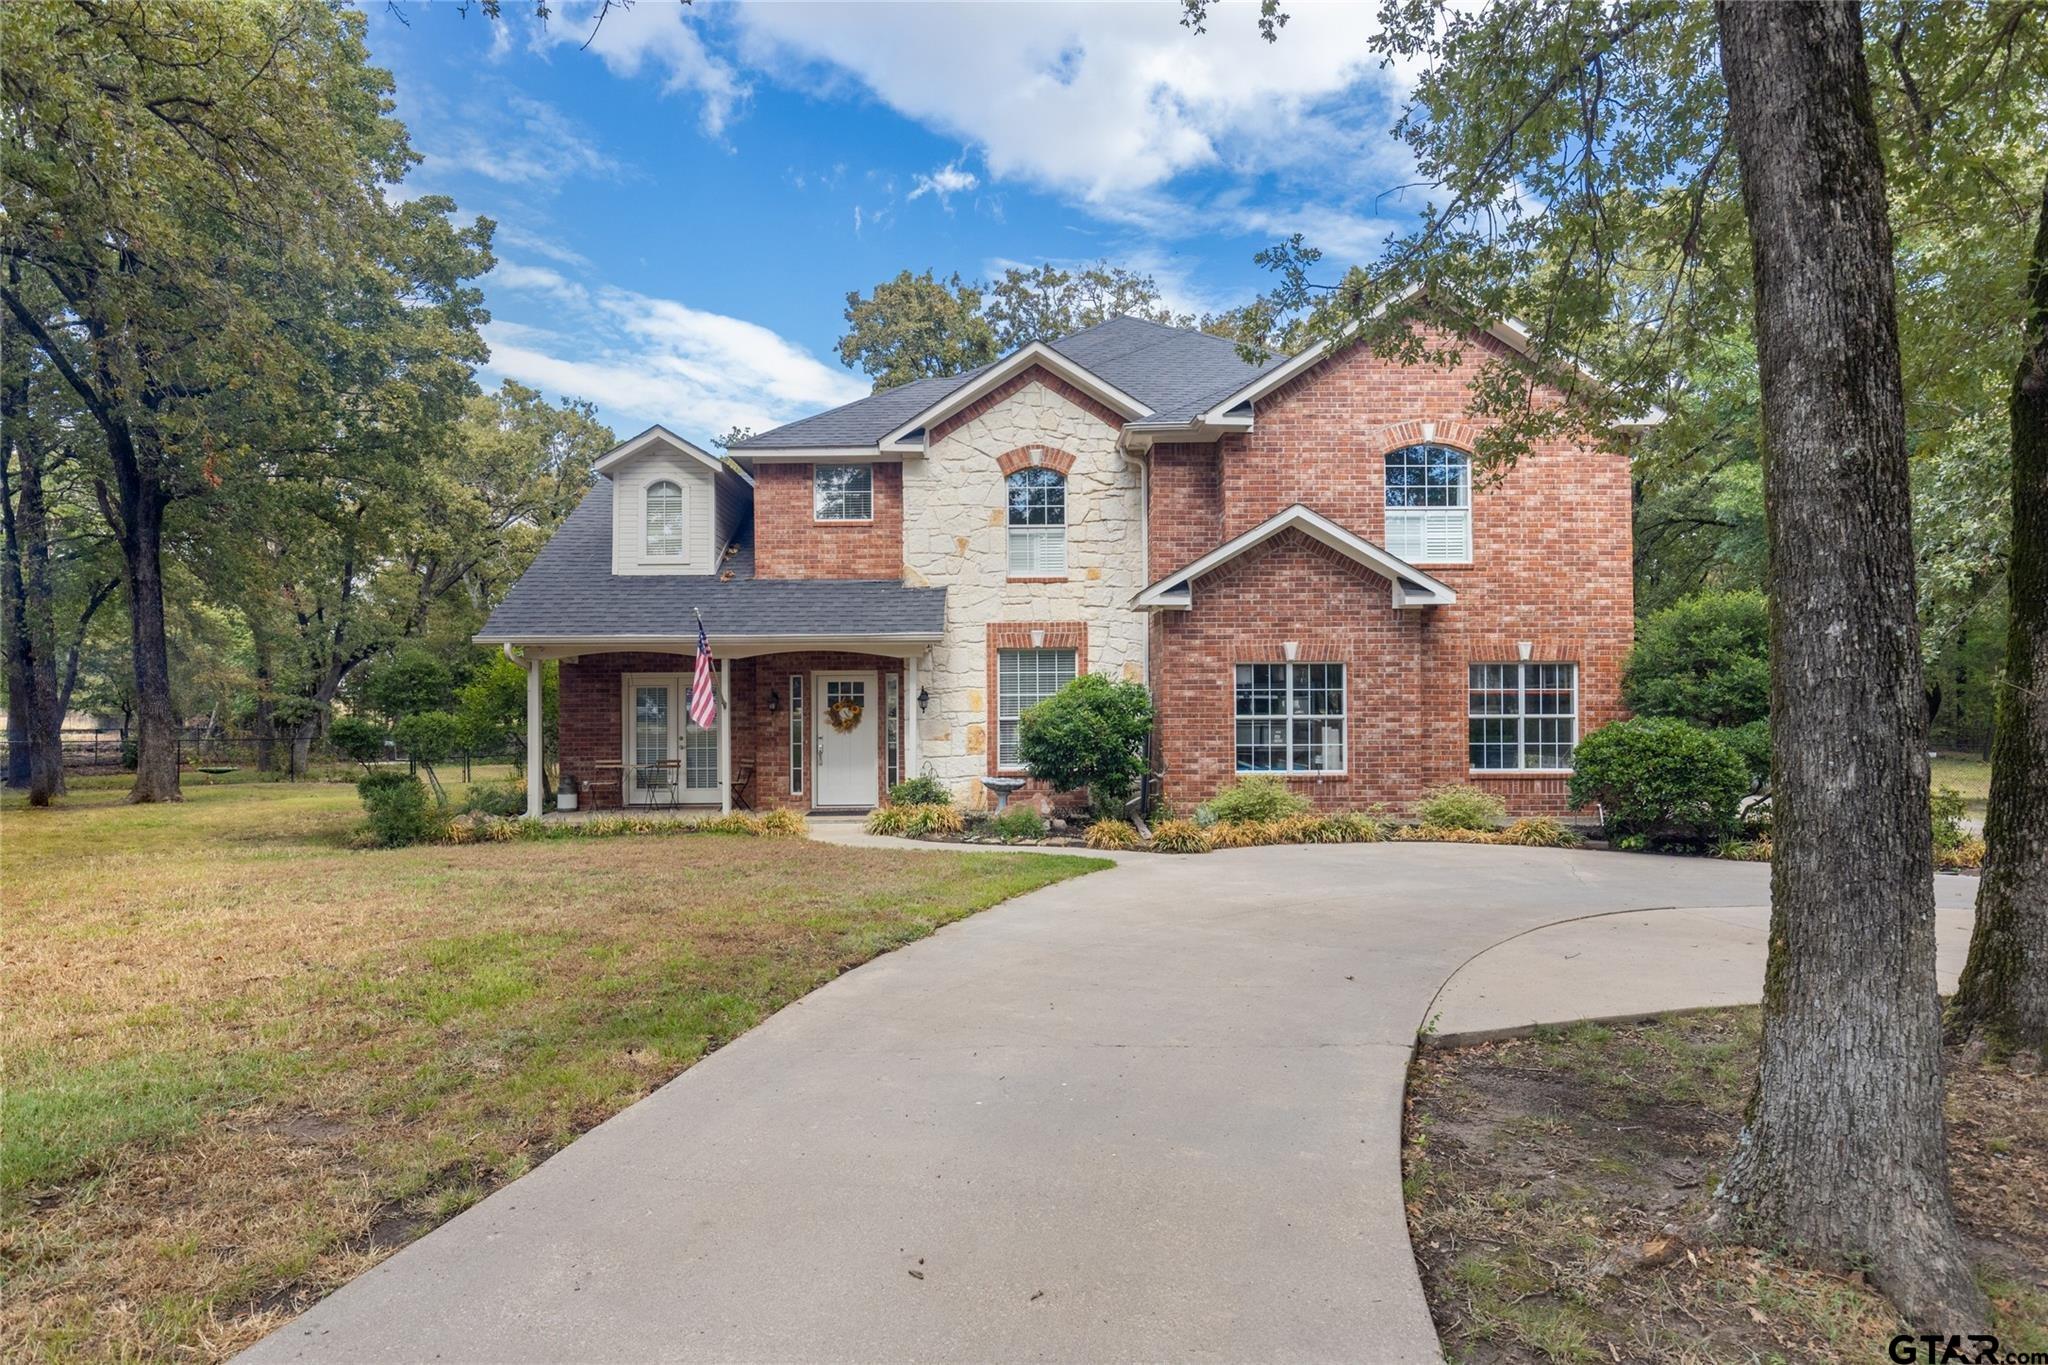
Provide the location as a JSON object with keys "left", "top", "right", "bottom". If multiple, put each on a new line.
{"left": 905, "top": 653, "right": 920, "bottom": 779}
{"left": 524, "top": 651, "right": 543, "bottom": 820}
{"left": 718, "top": 655, "right": 732, "bottom": 815}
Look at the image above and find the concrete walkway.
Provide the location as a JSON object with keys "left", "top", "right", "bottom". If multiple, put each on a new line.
{"left": 244, "top": 844, "right": 1979, "bottom": 1365}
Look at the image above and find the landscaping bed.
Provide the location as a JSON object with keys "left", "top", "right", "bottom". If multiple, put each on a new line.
{"left": 1404, "top": 1009, "right": 2045, "bottom": 1362}
{"left": 2, "top": 781, "right": 1102, "bottom": 1361}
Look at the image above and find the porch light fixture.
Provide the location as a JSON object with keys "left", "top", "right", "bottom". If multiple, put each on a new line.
{"left": 917, "top": 687, "right": 930, "bottom": 713}
{"left": 766, "top": 688, "right": 781, "bottom": 714}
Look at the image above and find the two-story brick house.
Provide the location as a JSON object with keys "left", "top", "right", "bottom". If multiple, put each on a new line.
{"left": 478, "top": 310, "right": 1640, "bottom": 819}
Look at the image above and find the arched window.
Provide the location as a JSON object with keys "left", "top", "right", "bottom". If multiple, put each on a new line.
{"left": 1007, "top": 467, "right": 1066, "bottom": 575}
{"left": 644, "top": 480, "right": 685, "bottom": 558}
{"left": 1383, "top": 444, "right": 1471, "bottom": 563}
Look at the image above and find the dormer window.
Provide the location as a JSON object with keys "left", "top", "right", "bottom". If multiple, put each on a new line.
{"left": 644, "top": 480, "right": 686, "bottom": 558}
{"left": 814, "top": 464, "right": 873, "bottom": 521}
{"left": 1384, "top": 443, "right": 1471, "bottom": 563}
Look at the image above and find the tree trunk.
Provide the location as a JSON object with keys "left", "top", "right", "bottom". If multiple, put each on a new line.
{"left": 1712, "top": 0, "right": 1987, "bottom": 1332}
{"left": 108, "top": 435, "right": 181, "bottom": 803}
{"left": 1947, "top": 171, "right": 2048, "bottom": 1058}
{"left": 1, "top": 417, "right": 66, "bottom": 805}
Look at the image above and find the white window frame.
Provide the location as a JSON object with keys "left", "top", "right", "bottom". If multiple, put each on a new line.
{"left": 995, "top": 647, "right": 1077, "bottom": 772}
{"left": 1006, "top": 468, "right": 1067, "bottom": 577}
{"left": 788, "top": 673, "right": 805, "bottom": 796}
{"left": 885, "top": 673, "right": 901, "bottom": 790}
{"left": 813, "top": 464, "right": 873, "bottom": 522}
{"left": 643, "top": 479, "right": 687, "bottom": 561}
{"left": 1468, "top": 663, "right": 1579, "bottom": 772}
{"left": 1233, "top": 662, "right": 1348, "bottom": 775}
{"left": 1383, "top": 443, "right": 1472, "bottom": 564}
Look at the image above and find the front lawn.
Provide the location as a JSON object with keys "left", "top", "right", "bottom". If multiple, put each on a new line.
{"left": 1405, "top": 1010, "right": 2046, "bottom": 1362}
{"left": 2, "top": 779, "right": 1102, "bottom": 1361}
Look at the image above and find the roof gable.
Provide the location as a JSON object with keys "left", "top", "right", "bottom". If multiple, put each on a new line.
{"left": 1135, "top": 504, "right": 1456, "bottom": 611}
{"left": 593, "top": 425, "right": 752, "bottom": 484}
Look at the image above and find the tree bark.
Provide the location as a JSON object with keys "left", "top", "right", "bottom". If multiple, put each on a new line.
{"left": 102, "top": 427, "right": 182, "bottom": 803}
{"left": 1712, "top": 0, "right": 1987, "bottom": 1332}
{"left": 0, "top": 390, "right": 67, "bottom": 805}
{"left": 1947, "top": 171, "right": 2048, "bottom": 1058}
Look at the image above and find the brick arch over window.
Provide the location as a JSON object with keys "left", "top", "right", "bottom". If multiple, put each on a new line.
{"left": 1363, "top": 417, "right": 1486, "bottom": 457}
{"left": 995, "top": 445, "right": 1077, "bottom": 477}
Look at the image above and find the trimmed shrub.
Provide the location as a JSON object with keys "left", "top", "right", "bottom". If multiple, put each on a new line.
{"left": 1567, "top": 717, "right": 1749, "bottom": 842}
{"left": 356, "top": 770, "right": 442, "bottom": 848}
{"left": 1015, "top": 673, "right": 1154, "bottom": 812}
{"left": 460, "top": 780, "right": 526, "bottom": 817}
{"left": 1206, "top": 775, "right": 1312, "bottom": 825}
{"left": 1930, "top": 784, "right": 1970, "bottom": 851}
{"left": 888, "top": 774, "right": 952, "bottom": 806}
{"left": 1622, "top": 590, "right": 1771, "bottom": 728}
{"left": 1148, "top": 819, "right": 1212, "bottom": 854}
{"left": 329, "top": 715, "right": 386, "bottom": 769}
{"left": 988, "top": 806, "right": 1049, "bottom": 841}
{"left": 1083, "top": 819, "right": 1140, "bottom": 851}
{"left": 1415, "top": 784, "right": 1506, "bottom": 832}
{"left": 1725, "top": 718, "right": 1772, "bottom": 792}
{"left": 1497, "top": 817, "right": 1583, "bottom": 848}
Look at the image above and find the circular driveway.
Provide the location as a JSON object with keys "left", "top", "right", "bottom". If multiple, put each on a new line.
{"left": 244, "top": 844, "right": 1978, "bottom": 1365}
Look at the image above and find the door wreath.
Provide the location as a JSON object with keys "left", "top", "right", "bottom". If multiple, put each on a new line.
{"left": 825, "top": 695, "right": 864, "bottom": 733}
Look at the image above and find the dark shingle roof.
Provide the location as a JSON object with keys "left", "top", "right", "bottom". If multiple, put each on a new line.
{"left": 478, "top": 484, "right": 946, "bottom": 641}
{"left": 730, "top": 315, "right": 1290, "bottom": 450}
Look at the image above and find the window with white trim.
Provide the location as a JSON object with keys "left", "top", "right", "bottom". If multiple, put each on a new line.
{"left": 886, "top": 673, "right": 901, "bottom": 790}
{"left": 996, "top": 647, "right": 1076, "bottom": 769}
{"left": 1234, "top": 663, "right": 1346, "bottom": 773}
{"left": 1468, "top": 663, "right": 1578, "bottom": 770}
{"left": 644, "top": 480, "right": 685, "bottom": 558}
{"left": 788, "top": 674, "right": 805, "bottom": 795}
{"left": 1384, "top": 443, "right": 1471, "bottom": 563}
{"left": 814, "top": 464, "right": 873, "bottom": 521}
{"left": 1006, "top": 468, "right": 1066, "bottom": 575}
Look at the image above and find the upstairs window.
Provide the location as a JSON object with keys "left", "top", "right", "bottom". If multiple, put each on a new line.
{"left": 644, "top": 480, "right": 685, "bottom": 558}
{"left": 1007, "top": 468, "right": 1067, "bottom": 575}
{"left": 1384, "top": 444, "right": 1471, "bottom": 563}
{"left": 814, "top": 464, "right": 873, "bottom": 521}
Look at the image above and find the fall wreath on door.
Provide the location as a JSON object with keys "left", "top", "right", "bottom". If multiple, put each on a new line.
{"left": 825, "top": 695, "right": 864, "bottom": 733}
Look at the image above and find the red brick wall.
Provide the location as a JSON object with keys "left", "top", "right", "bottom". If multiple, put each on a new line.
{"left": 1146, "top": 328, "right": 1634, "bottom": 817}
{"left": 557, "top": 649, "right": 904, "bottom": 811}
{"left": 751, "top": 463, "right": 904, "bottom": 579}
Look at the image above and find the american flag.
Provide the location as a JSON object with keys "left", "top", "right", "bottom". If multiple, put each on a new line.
{"left": 688, "top": 617, "right": 718, "bottom": 729}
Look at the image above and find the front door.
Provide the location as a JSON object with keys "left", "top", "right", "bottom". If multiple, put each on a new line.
{"left": 623, "top": 674, "right": 719, "bottom": 805}
{"left": 814, "top": 671, "right": 879, "bottom": 808}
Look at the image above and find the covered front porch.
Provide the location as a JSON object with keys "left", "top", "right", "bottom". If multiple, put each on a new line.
{"left": 505, "top": 636, "right": 932, "bottom": 819}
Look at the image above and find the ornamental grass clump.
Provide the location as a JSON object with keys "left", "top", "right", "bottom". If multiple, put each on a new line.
{"left": 1415, "top": 784, "right": 1508, "bottom": 832}
{"left": 1083, "top": 818, "right": 1140, "bottom": 851}
{"left": 867, "top": 803, "right": 964, "bottom": 837}
{"left": 1148, "top": 819, "right": 1212, "bottom": 854}
{"left": 1497, "top": 817, "right": 1583, "bottom": 848}
{"left": 1204, "top": 775, "right": 1312, "bottom": 825}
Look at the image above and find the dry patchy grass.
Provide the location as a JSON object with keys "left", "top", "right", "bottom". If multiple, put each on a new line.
{"left": 1405, "top": 1009, "right": 2046, "bottom": 1363}
{"left": 2, "top": 779, "right": 1101, "bottom": 1361}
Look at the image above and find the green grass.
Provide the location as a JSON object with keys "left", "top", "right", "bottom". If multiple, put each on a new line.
{"left": 1929, "top": 751, "right": 1992, "bottom": 814}
{"left": 2, "top": 778, "right": 1103, "bottom": 1361}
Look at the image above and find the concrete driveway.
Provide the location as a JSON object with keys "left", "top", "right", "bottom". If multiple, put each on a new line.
{"left": 244, "top": 844, "right": 1978, "bottom": 1365}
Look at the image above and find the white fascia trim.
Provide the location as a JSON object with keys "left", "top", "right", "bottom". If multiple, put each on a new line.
{"left": 592, "top": 424, "right": 750, "bottom": 483}
{"left": 1132, "top": 502, "right": 1456, "bottom": 611}
{"left": 878, "top": 342, "right": 1154, "bottom": 452}
{"left": 734, "top": 446, "right": 898, "bottom": 463}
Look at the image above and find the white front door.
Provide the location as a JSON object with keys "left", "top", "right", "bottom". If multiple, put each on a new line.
{"left": 814, "top": 671, "right": 879, "bottom": 808}
{"left": 623, "top": 674, "right": 719, "bottom": 805}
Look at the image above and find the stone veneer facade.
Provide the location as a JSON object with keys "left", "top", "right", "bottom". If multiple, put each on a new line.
{"left": 901, "top": 372, "right": 1149, "bottom": 808}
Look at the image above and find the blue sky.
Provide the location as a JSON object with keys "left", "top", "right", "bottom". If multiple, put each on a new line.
{"left": 365, "top": 1, "right": 1426, "bottom": 446}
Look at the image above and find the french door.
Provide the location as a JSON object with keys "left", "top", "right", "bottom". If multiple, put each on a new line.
{"left": 623, "top": 674, "right": 718, "bottom": 804}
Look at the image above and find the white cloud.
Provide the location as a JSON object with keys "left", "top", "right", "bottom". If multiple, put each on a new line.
{"left": 907, "top": 160, "right": 980, "bottom": 206}
{"left": 489, "top": 260, "right": 592, "bottom": 311}
{"left": 541, "top": 0, "right": 747, "bottom": 136}
{"left": 492, "top": 223, "right": 592, "bottom": 269}
{"left": 427, "top": 93, "right": 625, "bottom": 189}
{"left": 479, "top": 284, "right": 866, "bottom": 443}
{"left": 732, "top": 2, "right": 1415, "bottom": 231}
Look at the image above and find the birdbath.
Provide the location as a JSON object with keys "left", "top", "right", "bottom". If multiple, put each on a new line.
{"left": 979, "top": 776, "right": 1027, "bottom": 812}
